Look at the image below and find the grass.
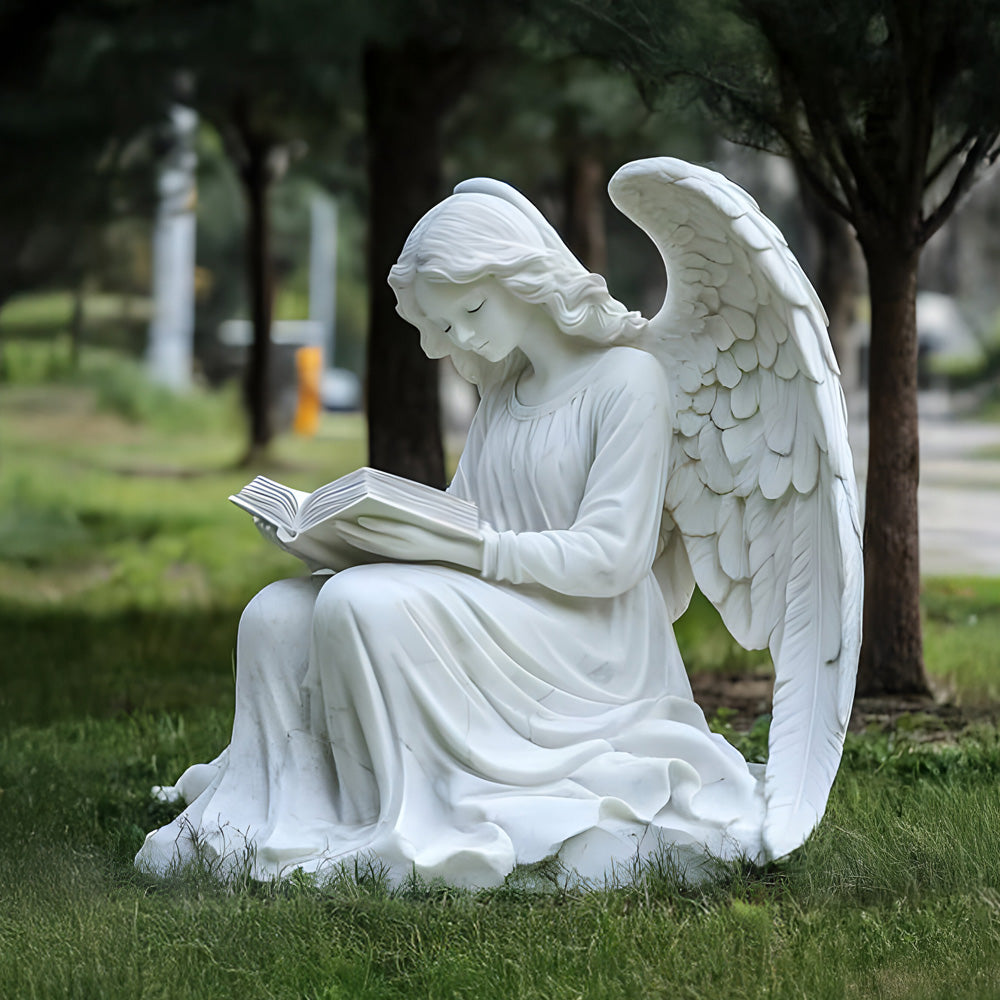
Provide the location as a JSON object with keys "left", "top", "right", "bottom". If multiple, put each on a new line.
{"left": 3, "top": 349, "right": 1000, "bottom": 998}
{"left": 0, "top": 289, "right": 152, "bottom": 328}
{"left": 922, "top": 577, "right": 1000, "bottom": 706}
{"left": 974, "top": 444, "right": 1000, "bottom": 460}
{"left": 3, "top": 713, "right": 1000, "bottom": 998}
{"left": 0, "top": 292, "right": 152, "bottom": 362}
{"left": 0, "top": 347, "right": 366, "bottom": 727}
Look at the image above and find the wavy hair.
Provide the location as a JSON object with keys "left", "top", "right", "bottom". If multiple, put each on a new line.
{"left": 388, "top": 180, "right": 647, "bottom": 387}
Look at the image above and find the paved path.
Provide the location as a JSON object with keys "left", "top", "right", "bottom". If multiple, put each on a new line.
{"left": 848, "top": 391, "right": 1000, "bottom": 576}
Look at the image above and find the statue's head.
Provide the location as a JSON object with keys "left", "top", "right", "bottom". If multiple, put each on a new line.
{"left": 389, "top": 180, "right": 645, "bottom": 386}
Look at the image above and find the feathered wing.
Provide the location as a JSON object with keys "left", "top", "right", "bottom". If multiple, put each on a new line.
{"left": 609, "top": 158, "right": 863, "bottom": 861}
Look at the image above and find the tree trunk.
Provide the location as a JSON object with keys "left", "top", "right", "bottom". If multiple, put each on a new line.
{"left": 364, "top": 43, "right": 471, "bottom": 488}
{"left": 239, "top": 140, "right": 274, "bottom": 463}
{"left": 856, "top": 239, "right": 930, "bottom": 697}
{"left": 563, "top": 149, "right": 607, "bottom": 274}
{"left": 797, "top": 177, "right": 861, "bottom": 390}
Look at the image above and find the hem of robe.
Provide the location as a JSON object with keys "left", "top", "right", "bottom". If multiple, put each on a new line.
{"left": 135, "top": 740, "right": 766, "bottom": 889}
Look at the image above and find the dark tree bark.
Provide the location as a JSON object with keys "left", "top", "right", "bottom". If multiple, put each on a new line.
{"left": 855, "top": 236, "right": 929, "bottom": 697}
{"left": 235, "top": 132, "right": 275, "bottom": 464}
{"left": 796, "top": 176, "right": 861, "bottom": 386}
{"left": 563, "top": 149, "right": 607, "bottom": 274}
{"left": 364, "top": 42, "right": 472, "bottom": 488}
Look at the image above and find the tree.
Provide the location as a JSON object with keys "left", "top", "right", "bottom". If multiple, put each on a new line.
{"left": 363, "top": 37, "right": 476, "bottom": 487}
{"left": 362, "top": 2, "right": 555, "bottom": 487}
{"left": 0, "top": 1, "right": 160, "bottom": 315}
{"left": 112, "top": 0, "right": 363, "bottom": 461}
{"left": 118, "top": 1, "right": 529, "bottom": 477}
{"left": 550, "top": 0, "right": 1000, "bottom": 695}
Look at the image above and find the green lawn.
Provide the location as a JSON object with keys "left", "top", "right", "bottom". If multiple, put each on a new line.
{"left": 3, "top": 711, "right": 1000, "bottom": 999}
{"left": 0, "top": 352, "right": 366, "bottom": 726}
{"left": 2, "top": 352, "right": 1000, "bottom": 999}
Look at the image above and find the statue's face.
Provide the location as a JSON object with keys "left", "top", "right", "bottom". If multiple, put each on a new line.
{"left": 413, "top": 275, "right": 536, "bottom": 363}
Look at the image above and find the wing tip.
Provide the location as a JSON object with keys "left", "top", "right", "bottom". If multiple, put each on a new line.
{"left": 762, "top": 806, "right": 821, "bottom": 860}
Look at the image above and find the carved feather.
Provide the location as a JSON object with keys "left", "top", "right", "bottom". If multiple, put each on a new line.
{"left": 609, "top": 157, "right": 863, "bottom": 861}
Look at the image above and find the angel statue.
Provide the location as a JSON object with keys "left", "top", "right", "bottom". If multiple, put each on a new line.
{"left": 136, "top": 158, "right": 862, "bottom": 887}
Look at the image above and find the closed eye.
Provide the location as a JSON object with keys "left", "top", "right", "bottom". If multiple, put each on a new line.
{"left": 467, "top": 300, "right": 485, "bottom": 314}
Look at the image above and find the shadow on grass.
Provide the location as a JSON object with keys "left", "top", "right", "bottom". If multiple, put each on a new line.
{"left": 0, "top": 603, "right": 241, "bottom": 729}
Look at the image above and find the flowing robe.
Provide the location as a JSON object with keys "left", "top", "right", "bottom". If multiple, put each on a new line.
{"left": 136, "top": 347, "right": 764, "bottom": 886}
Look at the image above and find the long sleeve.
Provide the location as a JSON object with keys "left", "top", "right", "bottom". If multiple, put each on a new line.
{"left": 480, "top": 351, "right": 671, "bottom": 598}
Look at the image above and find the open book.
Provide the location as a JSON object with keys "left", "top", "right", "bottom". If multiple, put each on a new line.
{"left": 230, "top": 466, "right": 480, "bottom": 570}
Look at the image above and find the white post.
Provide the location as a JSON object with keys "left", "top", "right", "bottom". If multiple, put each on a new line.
{"left": 147, "top": 104, "right": 198, "bottom": 390}
{"left": 309, "top": 194, "right": 338, "bottom": 368}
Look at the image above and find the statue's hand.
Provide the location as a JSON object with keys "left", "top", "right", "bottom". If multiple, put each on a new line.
{"left": 336, "top": 516, "right": 484, "bottom": 572}
{"left": 253, "top": 516, "right": 328, "bottom": 573}
{"left": 252, "top": 516, "right": 281, "bottom": 546}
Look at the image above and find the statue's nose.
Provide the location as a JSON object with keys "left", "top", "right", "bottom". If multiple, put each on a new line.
{"left": 451, "top": 323, "right": 475, "bottom": 346}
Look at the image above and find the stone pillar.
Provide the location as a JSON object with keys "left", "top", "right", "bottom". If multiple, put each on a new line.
{"left": 147, "top": 104, "right": 198, "bottom": 390}
{"left": 309, "top": 193, "right": 338, "bottom": 368}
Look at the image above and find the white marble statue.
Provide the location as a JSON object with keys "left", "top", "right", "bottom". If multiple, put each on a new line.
{"left": 136, "top": 158, "right": 862, "bottom": 887}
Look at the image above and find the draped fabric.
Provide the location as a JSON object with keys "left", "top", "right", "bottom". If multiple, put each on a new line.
{"left": 136, "top": 348, "right": 764, "bottom": 886}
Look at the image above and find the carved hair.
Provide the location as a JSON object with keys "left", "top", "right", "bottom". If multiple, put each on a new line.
{"left": 389, "top": 180, "right": 647, "bottom": 386}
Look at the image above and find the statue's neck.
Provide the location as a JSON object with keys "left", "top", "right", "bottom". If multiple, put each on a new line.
{"left": 514, "top": 343, "right": 606, "bottom": 407}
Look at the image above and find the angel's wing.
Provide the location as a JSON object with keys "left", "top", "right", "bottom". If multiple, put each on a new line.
{"left": 609, "top": 157, "right": 863, "bottom": 861}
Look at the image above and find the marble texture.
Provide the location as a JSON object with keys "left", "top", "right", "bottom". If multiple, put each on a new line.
{"left": 136, "top": 158, "right": 861, "bottom": 885}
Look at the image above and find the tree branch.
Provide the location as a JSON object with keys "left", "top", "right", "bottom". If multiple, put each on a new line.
{"left": 924, "top": 127, "right": 976, "bottom": 190}
{"left": 741, "top": 1, "right": 883, "bottom": 215}
{"left": 785, "top": 144, "right": 854, "bottom": 224}
{"left": 562, "top": 0, "right": 668, "bottom": 66}
{"left": 920, "top": 129, "right": 999, "bottom": 243}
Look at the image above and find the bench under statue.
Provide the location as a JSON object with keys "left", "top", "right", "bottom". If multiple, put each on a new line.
{"left": 136, "top": 157, "right": 862, "bottom": 887}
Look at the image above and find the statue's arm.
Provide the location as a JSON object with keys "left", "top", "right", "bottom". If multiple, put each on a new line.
{"left": 333, "top": 399, "right": 488, "bottom": 571}
{"left": 335, "top": 354, "right": 670, "bottom": 589}
{"left": 482, "top": 352, "right": 670, "bottom": 598}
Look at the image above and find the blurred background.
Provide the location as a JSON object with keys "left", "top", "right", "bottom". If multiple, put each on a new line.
{"left": 3, "top": 0, "right": 1000, "bottom": 730}
{"left": 6, "top": 5, "right": 1000, "bottom": 991}
{"left": 5, "top": 1, "right": 1000, "bottom": 444}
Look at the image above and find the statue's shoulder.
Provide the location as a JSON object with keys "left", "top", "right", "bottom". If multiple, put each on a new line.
{"left": 595, "top": 345, "right": 669, "bottom": 395}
